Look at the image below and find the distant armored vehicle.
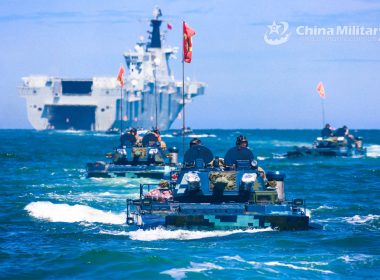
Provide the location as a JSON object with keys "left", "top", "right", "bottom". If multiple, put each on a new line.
{"left": 287, "top": 136, "right": 366, "bottom": 157}
{"left": 86, "top": 130, "right": 179, "bottom": 179}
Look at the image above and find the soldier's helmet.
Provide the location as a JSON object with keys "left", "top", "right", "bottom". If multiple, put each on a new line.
{"left": 190, "top": 138, "right": 201, "bottom": 147}
{"left": 236, "top": 135, "right": 248, "bottom": 147}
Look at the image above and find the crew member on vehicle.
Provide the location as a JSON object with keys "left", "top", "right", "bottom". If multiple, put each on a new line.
{"left": 153, "top": 129, "right": 166, "bottom": 150}
{"left": 321, "top": 123, "right": 334, "bottom": 138}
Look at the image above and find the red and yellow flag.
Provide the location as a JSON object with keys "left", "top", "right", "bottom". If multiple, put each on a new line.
{"left": 316, "top": 82, "right": 326, "bottom": 99}
{"left": 183, "top": 21, "right": 196, "bottom": 63}
{"left": 117, "top": 65, "right": 125, "bottom": 87}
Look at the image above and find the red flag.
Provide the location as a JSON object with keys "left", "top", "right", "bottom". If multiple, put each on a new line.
{"left": 167, "top": 22, "right": 172, "bottom": 30}
{"left": 183, "top": 21, "right": 196, "bottom": 63}
{"left": 117, "top": 65, "right": 125, "bottom": 87}
{"left": 316, "top": 82, "right": 326, "bottom": 99}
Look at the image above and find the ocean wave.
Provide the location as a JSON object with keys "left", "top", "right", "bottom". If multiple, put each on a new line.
{"left": 314, "top": 214, "right": 379, "bottom": 226}
{"left": 306, "top": 208, "right": 312, "bottom": 218}
{"left": 338, "top": 254, "right": 373, "bottom": 263}
{"left": 187, "top": 134, "right": 217, "bottom": 138}
{"left": 25, "top": 201, "right": 125, "bottom": 224}
{"left": 161, "top": 262, "right": 224, "bottom": 280}
{"left": 257, "top": 156, "right": 268, "bottom": 161}
{"left": 313, "top": 205, "right": 337, "bottom": 212}
{"left": 272, "top": 153, "right": 286, "bottom": 159}
{"left": 46, "top": 191, "right": 139, "bottom": 203}
{"left": 366, "top": 144, "right": 380, "bottom": 158}
{"left": 219, "top": 255, "right": 332, "bottom": 274}
{"left": 261, "top": 261, "right": 334, "bottom": 274}
{"left": 270, "top": 140, "right": 310, "bottom": 147}
{"left": 53, "top": 130, "right": 87, "bottom": 135}
{"left": 160, "top": 134, "right": 174, "bottom": 138}
{"left": 343, "top": 214, "right": 380, "bottom": 225}
{"left": 100, "top": 227, "right": 274, "bottom": 241}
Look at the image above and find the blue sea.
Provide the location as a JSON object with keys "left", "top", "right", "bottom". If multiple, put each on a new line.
{"left": 1, "top": 129, "right": 379, "bottom": 279}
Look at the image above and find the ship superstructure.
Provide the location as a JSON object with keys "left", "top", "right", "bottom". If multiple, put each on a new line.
{"left": 18, "top": 7, "right": 206, "bottom": 131}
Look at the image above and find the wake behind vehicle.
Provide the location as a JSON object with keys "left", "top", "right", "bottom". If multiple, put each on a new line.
{"left": 126, "top": 145, "right": 310, "bottom": 230}
{"left": 86, "top": 131, "right": 179, "bottom": 179}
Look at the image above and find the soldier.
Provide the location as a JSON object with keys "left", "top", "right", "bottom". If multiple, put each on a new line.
{"left": 189, "top": 137, "right": 201, "bottom": 147}
{"left": 120, "top": 128, "right": 140, "bottom": 147}
{"left": 321, "top": 123, "right": 334, "bottom": 138}
{"left": 153, "top": 129, "right": 167, "bottom": 150}
{"left": 236, "top": 135, "right": 249, "bottom": 149}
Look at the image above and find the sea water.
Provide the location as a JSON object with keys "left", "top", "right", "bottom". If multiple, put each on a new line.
{"left": 1, "top": 129, "right": 379, "bottom": 279}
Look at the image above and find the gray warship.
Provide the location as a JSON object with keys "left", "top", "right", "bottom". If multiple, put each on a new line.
{"left": 18, "top": 7, "right": 206, "bottom": 131}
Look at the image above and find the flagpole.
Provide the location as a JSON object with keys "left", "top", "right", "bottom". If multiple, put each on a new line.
{"left": 321, "top": 98, "right": 325, "bottom": 126}
{"left": 154, "top": 63, "right": 158, "bottom": 130}
{"left": 182, "top": 20, "right": 186, "bottom": 162}
{"left": 120, "top": 86, "right": 123, "bottom": 136}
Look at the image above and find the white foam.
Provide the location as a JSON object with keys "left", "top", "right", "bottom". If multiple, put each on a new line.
{"left": 343, "top": 214, "right": 380, "bottom": 224}
{"left": 221, "top": 256, "right": 332, "bottom": 274}
{"left": 161, "top": 262, "right": 223, "bottom": 280}
{"left": 25, "top": 201, "right": 126, "bottom": 224}
{"left": 101, "top": 227, "right": 273, "bottom": 241}
{"left": 338, "top": 254, "right": 372, "bottom": 263}
{"left": 297, "top": 261, "right": 329, "bottom": 266}
{"left": 272, "top": 153, "right": 286, "bottom": 159}
{"left": 271, "top": 140, "right": 310, "bottom": 147}
{"left": 187, "top": 133, "right": 217, "bottom": 138}
{"left": 46, "top": 191, "right": 138, "bottom": 203}
{"left": 306, "top": 208, "right": 312, "bottom": 218}
{"left": 257, "top": 156, "right": 268, "bottom": 161}
{"left": 366, "top": 144, "right": 380, "bottom": 158}
{"left": 219, "top": 255, "right": 246, "bottom": 262}
{"left": 160, "top": 134, "right": 174, "bottom": 138}
{"left": 261, "top": 261, "right": 334, "bottom": 274}
{"left": 314, "top": 205, "right": 337, "bottom": 211}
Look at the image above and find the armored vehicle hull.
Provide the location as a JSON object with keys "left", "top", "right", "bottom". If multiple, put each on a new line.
{"left": 127, "top": 200, "right": 309, "bottom": 230}
{"left": 86, "top": 161, "right": 176, "bottom": 179}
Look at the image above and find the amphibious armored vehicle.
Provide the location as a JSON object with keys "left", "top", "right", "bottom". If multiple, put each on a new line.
{"left": 86, "top": 131, "right": 179, "bottom": 179}
{"left": 287, "top": 136, "right": 366, "bottom": 157}
{"left": 126, "top": 145, "right": 310, "bottom": 230}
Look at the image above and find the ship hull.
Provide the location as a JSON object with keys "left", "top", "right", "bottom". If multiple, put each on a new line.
{"left": 287, "top": 146, "right": 366, "bottom": 157}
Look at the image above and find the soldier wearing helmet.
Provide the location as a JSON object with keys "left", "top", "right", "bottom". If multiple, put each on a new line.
{"left": 189, "top": 137, "right": 201, "bottom": 148}
{"left": 236, "top": 135, "right": 249, "bottom": 149}
{"left": 153, "top": 128, "right": 167, "bottom": 150}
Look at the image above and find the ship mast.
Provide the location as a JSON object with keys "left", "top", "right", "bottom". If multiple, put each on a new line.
{"left": 150, "top": 6, "right": 162, "bottom": 130}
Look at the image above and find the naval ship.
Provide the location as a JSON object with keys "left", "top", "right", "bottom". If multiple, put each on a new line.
{"left": 18, "top": 8, "right": 206, "bottom": 131}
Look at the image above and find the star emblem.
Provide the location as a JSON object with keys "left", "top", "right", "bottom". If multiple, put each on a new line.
{"left": 267, "top": 21, "right": 281, "bottom": 35}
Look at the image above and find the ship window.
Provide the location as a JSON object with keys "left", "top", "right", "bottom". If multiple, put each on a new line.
{"left": 62, "top": 80, "right": 92, "bottom": 95}
{"left": 141, "top": 99, "right": 144, "bottom": 113}
{"left": 106, "top": 106, "right": 110, "bottom": 109}
{"left": 101, "top": 108, "right": 105, "bottom": 112}
{"left": 33, "top": 90, "right": 37, "bottom": 94}
{"left": 45, "top": 81, "right": 52, "bottom": 87}
{"left": 33, "top": 105, "right": 37, "bottom": 108}
{"left": 106, "top": 90, "right": 109, "bottom": 94}
{"left": 38, "top": 107, "right": 42, "bottom": 111}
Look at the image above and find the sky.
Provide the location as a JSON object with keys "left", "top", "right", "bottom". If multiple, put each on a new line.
{"left": 0, "top": 0, "right": 379, "bottom": 129}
